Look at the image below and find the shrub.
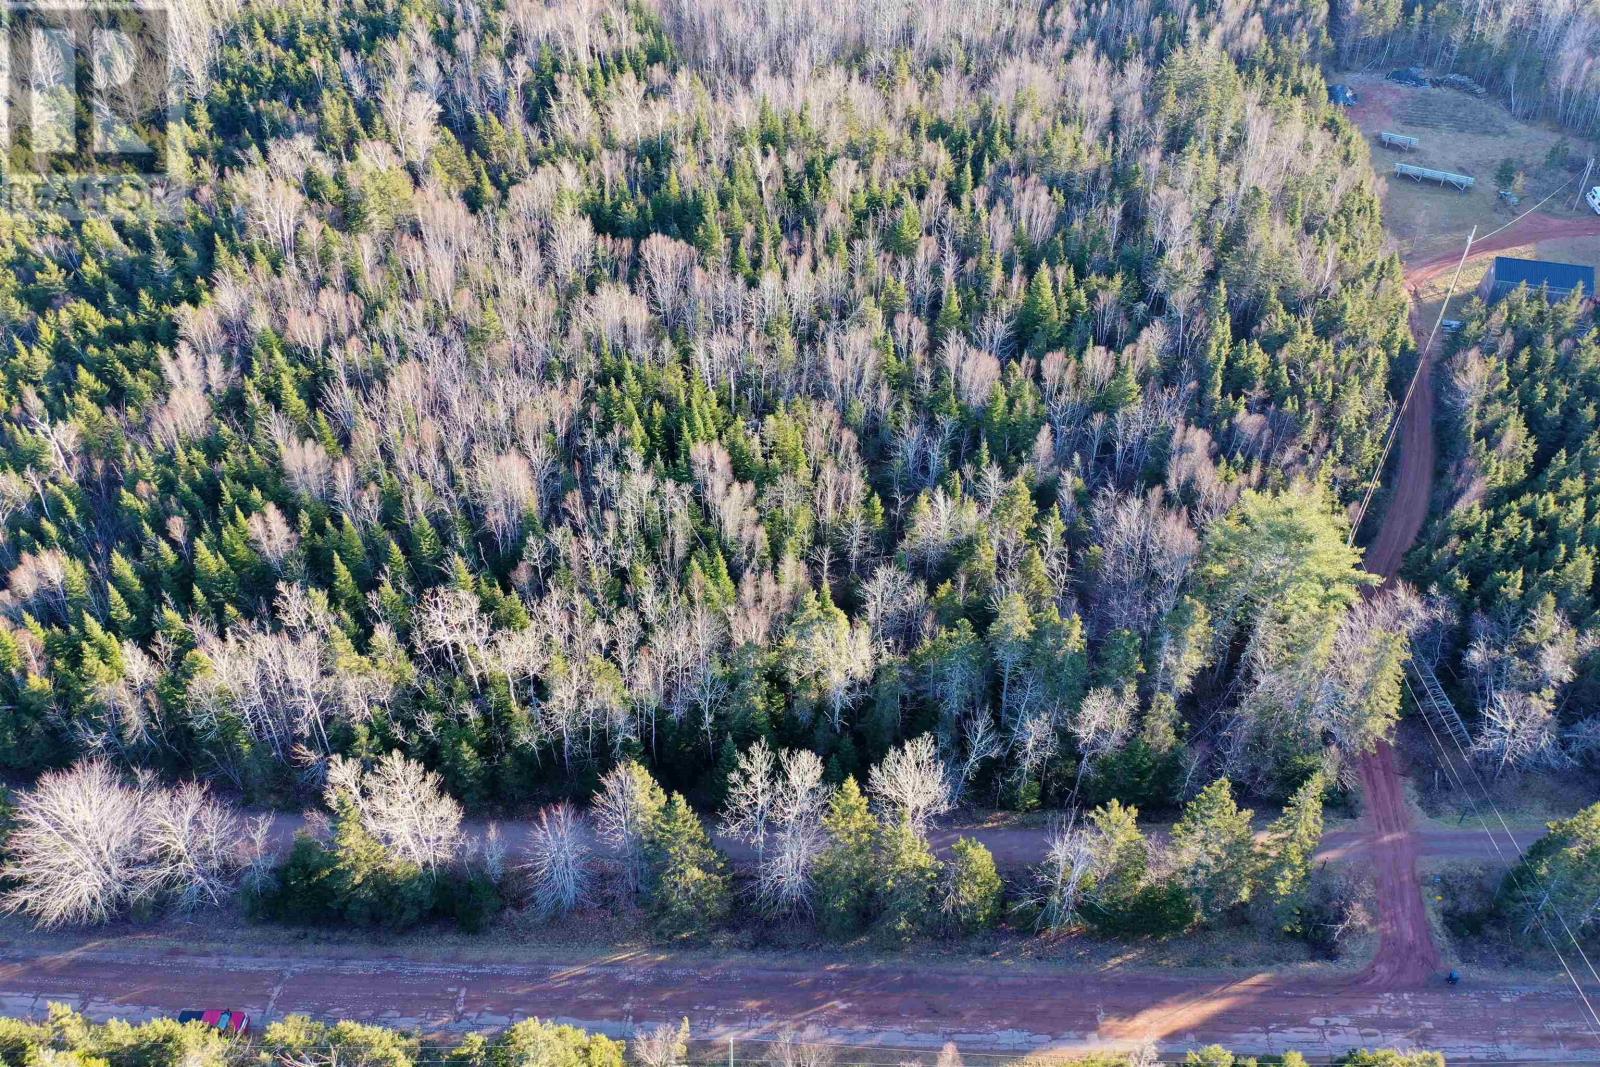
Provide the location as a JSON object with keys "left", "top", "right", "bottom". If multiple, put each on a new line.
{"left": 488, "top": 1018, "right": 624, "bottom": 1067}
{"left": 249, "top": 810, "right": 495, "bottom": 933}
{"left": 443, "top": 872, "right": 504, "bottom": 933}
{"left": 264, "top": 1017, "right": 417, "bottom": 1067}
{"left": 1089, "top": 879, "right": 1195, "bottom": 938}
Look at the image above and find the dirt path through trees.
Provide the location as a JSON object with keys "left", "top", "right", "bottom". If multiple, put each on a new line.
{"left": 1349, "top": 210, "right": 1600, "bottom": 991}
{"left": 254, "top": 813, "right": 1532, "bottom": 873}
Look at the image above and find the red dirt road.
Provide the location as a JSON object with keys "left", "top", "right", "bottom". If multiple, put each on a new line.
{"left": 1404, "top": 211, "right": 1600, "bottom": 290}
{"left": 1349, "top": 300, "right": 1442, "bottom": 993}
{"left": 1345, "top": 230, "right": 1477, "bottom": 994}
{"left": 1353, "top": 744, "right": 1438, "bottom": 990}
{"left": 0, "top": 939, "right": 1594, "bottom": 1059}
{"left": 1346, "top": 210, "right": 1600, "bottom": 997}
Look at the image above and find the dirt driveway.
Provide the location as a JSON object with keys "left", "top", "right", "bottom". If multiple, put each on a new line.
{"left": 1345, "top": 209, "right": 1600, "bottom": 999}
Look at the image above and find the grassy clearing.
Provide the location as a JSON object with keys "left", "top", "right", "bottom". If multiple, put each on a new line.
{"left": 1334, "top": 71, "right": 1599, "bottom": 264}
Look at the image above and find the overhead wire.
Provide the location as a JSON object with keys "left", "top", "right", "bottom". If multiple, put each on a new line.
{"left": 1347, "top": 225, "right": 1474, "bottom": 547}
{"left": 1347, "top": 169, "right": 1585, "bottom": 547}
{"left": 1338, "top": 169, "right": 1600, "bottom": 1039}
{"left": 1408, "top": 669, "right": 1600, "bottom": 986}
{"left": 1405, "top": 674, "right": 1600, "bottom": 1036}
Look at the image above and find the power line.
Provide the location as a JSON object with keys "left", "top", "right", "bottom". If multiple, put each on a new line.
{"left": 1413, "top": 669, "right": 1600, "bottom": 987}
{"left": 1404, "top": 671, "right": 1600, "bottom": 1037}
{"left": 1340, "top": 179, "right": 1600, "bottom": 1040}
{"left": 1476, "top": 171, "right": 1581, "bottom": 246}
{"left": 1347, "top": 225, "right": 1475, "bottom": 547}
{"left": 1348, "top": 168, "right": 1586, "bottom": 549}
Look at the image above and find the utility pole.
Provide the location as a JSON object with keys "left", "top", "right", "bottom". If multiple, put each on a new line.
{"left": 1575, "top": 156, "right": 1595, "bottom": 211}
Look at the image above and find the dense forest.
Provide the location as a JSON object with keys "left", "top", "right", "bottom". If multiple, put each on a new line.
{"left": 1416, "top": 286, "right": 1600, "bottom": 774}
{"left": 0, "top": 0, "right": 1442, "bottom": 947}
{"left": 0, "top": 0, "right": 1415, "bottom": 823}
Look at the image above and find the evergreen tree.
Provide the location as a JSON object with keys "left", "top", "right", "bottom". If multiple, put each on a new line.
{"left": 813, "top": 777, "right": 878, "bottom": 937}
{"left": 873, "top": 817, "right": 941, "bottom": 943}
{"left": 941, "top": 837, "right": 1004, "bottom": 935}
{"left": 1017, "top": 268, "right": 1060, "bottom": 352}
{"left": 1256, "top": 772, "right": 1325, "bottom": 931}
{"left": 887, "top": 192, "right": 922, "bottom": 258}
{"left": 646, "top": 794, "right": 731, "bottom": 938}
{"left": 1497, "top": 801, "right": 1600, "bottom": 939}
{"left": 1172, "top": 777, "right": 1257, "bottom": 923}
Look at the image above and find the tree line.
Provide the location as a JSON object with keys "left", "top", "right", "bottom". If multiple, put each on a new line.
{"left": 0, "top": 749, "right": 1354, "bottom": 955}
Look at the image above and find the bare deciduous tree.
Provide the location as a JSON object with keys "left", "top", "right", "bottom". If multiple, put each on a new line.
{"left": 593, "top": 761, "right": 664, "bottom": 896}
{"left": 721, "top": 737, "right": 777, "bottom": 859}
{"left": 1070, "top": 687, "right": 1134, "bottom": 793}
{"left": 1031, "top": 816, "right": 1097, "bottom": 932}
{"left": 721, "top": 741, "right": 831, "bottom": 914}
{"left": 761, "top": 749, "right": 830, "bottom": 915}
{"left": 631, "top": 1019, "right": 690, "bottom": 1067}
{"left": 868, "top": 734, "right": 952, "bottom": 834}
{"left": 3, "top": 762, "right": 247, "bottom": 927}
{"left": 764, "top": 1028, "right": 835, "bottom": 1067}
{"left": 523, "top": 802, "right": 592, "bottom": 918}
{"left": 143, "top": 779, "right": 245, "bottom": 911}
{"left": 3, "top": 762, "right": 150, "bottom": 927}
{"left": 325, "top": 751, "right": 463, "bottom": 870}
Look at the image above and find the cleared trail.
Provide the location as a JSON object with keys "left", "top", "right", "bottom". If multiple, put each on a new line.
{"left": 1349, "top": 209, "right": 1600, "bottom": 992}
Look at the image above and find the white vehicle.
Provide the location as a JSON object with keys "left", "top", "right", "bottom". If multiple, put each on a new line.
{"left": 1589, "top": 185, "right": 1600, "bottom": 215}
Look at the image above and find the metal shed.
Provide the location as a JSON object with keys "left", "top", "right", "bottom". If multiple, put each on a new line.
{"left": 1484, "top": 257, "right": 1595, "bottom": 302}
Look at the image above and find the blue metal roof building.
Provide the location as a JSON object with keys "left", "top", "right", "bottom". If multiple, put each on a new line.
{"left": 1485, "top": 257, "right": 1595, "bottom": 302}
